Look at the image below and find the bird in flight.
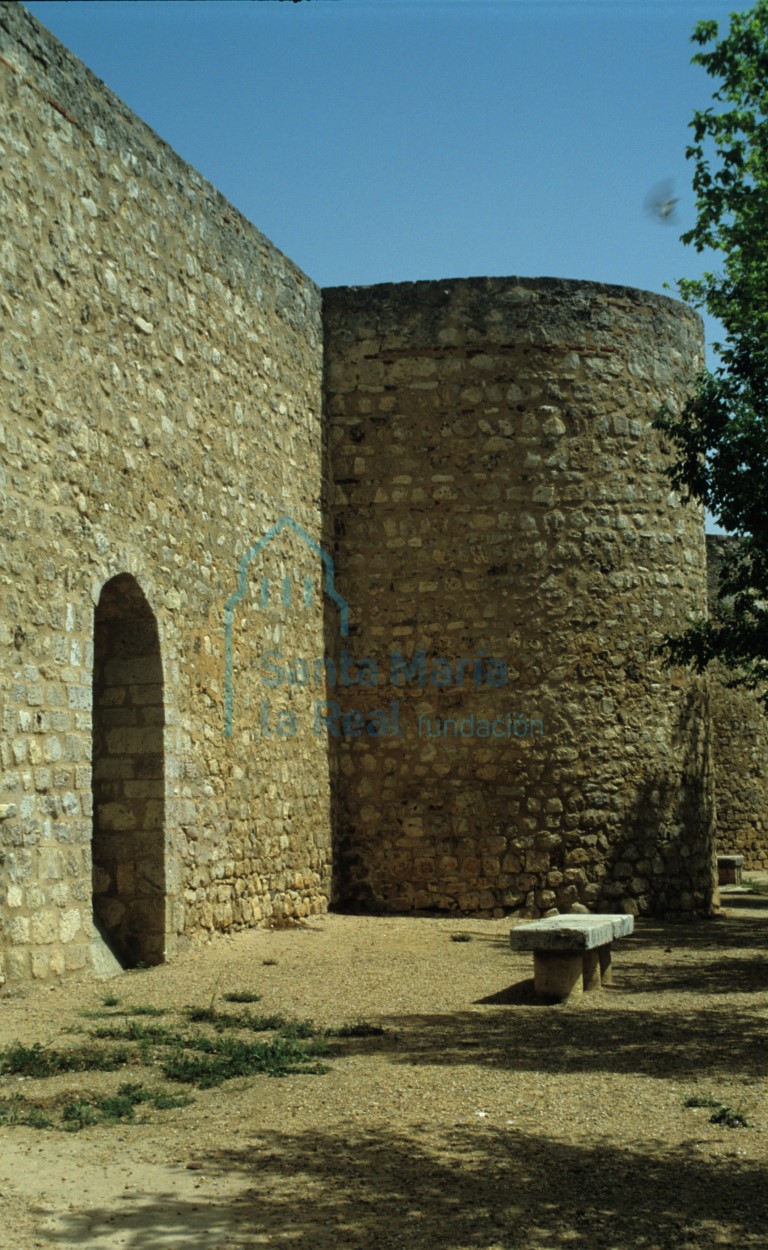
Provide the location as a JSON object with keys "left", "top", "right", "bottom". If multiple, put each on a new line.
{"left": 644, "top": 179, "right": 679, "bottom": 223}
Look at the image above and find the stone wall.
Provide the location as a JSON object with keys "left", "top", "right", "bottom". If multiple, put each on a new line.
{"left": 324, "top": 278, "right": 716, "bottom": 918}
{"left": 0, "top": 3, "right": 724, "bottom": 988}
{"left": 707, "top": 536, "right": 768, "bottom": 870}
{"left": 0, "top": 2, "right": 331, "bottom": 985}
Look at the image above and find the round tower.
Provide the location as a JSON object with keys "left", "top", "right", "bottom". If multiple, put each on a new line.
{"left": 323, "top": 276, "right": 715, "bottom": 917}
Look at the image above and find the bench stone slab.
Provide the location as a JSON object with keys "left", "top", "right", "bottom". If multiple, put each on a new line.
{"left": 509, "top": 913, "right": 634, "bottom": 951}
{"left": 717, "top": 854, "right": 744, "bottom": 886}
{"left": 509, "top": 913, "right": 634, "bottom": 1000}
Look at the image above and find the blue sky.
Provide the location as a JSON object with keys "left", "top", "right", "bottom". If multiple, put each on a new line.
{"left": 24, "top": 0, "right": 743, "bottom": 530}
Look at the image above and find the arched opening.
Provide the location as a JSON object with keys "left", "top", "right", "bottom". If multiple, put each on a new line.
{"left": 91, "top": 574, "right": 166, "bottom": 967}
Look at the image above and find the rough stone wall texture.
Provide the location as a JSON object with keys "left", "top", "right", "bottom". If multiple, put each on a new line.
{"left": 0, "top": 3, "right": 331, "bottom": 985}
{"left": 0, "top": 3, "right": 724, "bottom": 988}
{"left": 706, "top": 535, "right": 768, "bottom": 870}
{"left": 324, "top": 278, "right": 716, "bottom": 919}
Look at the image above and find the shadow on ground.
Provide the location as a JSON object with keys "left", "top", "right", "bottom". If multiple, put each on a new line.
{"left": 721, "top": 892, "right": 768, "bottom": 912}
{"left": 38, "top": 901, "right": 768, "bottom": 1249}
{"left": 45, "top": 1122, "right": 768, "bottom": 1250}
{"left": 369, "top": 903, "right": 768, "bottom": 1077}
{"left": 376, "top": 996, "right": 768, "bottom": 1078}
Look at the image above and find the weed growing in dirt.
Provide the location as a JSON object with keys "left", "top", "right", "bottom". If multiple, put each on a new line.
{"left": 89, "top": 1004, "right": 333, "bottom": 1087}
{"left": 90, "top": 1021, "right": 176, "bottom": 1043}
{"left": 184, "top": 1006, "right": 287, "bottom": 1032}
{"left": 223, "top": 991, "right": 261, "bottom": 1004}
{"left": 326, "top": 1020, "right": 386, "bottom": 1038}
{"left": 710, "top": 1104, "right": 750, "bottom": 1128}
{"left": 280, "top": 1018, "right": 316, "bottom": 1040}
{"left": 0, "top": 1042, "right": 129, "bottom": 1077}
{"left": 684, "top": 1095, "right": 750, "bottom": 1127}
{"left": 0, "top": 1083, "right": 193, "bottom": 1132}
{"left": 0, "top": 1096, "right": 53, "bottom": 1129}
{"left": 450, "top": 934, "right": 473, "bottom": 943}
{"left": 0, "top": 996, "right": 342, "bottom": 1127}
{"left": 162, "top": 1034, "right": 330, "bottom": 1088}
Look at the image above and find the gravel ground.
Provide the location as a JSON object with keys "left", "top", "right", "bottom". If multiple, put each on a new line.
{"left": 0, "top": 890, "right": 767, "bottom": 1250}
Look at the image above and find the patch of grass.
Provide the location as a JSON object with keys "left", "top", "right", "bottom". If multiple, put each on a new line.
{"left": 279, "top": 1018, "right": 316, "bottom": 1040}
{"left": 185, "top": 1005, "right": 220, "bottom": 1025}
{"left": 0, "top": 1083, "right": 194, "bottom": 1132}
{"left": 0, "top": 1042, "right": 129, "bottom": 1077}
{"left": 101, "top": 994, "right": 120, "bottom": 1008}
{"left": 743, "top": 876, "right": 768, "bottom": 896}
{"left": 162, "top": 1033, "right": 330, "bottom": 1088}
{"left": 710, "top": 1104, "right": 750, "bottom": 1128}
{"left": 223, "top": 991, "right": 261, "bottom": 1004}
{"left": 684, "top": 1095, "right": 750, "bottom": 1127}
{"left": 0, "top": 1095, "right": 53, "bottom": 1129}
{"left": 327, "top": 1020, "right": 386, "bottom": 1038}
{"left": 62, "top": 1100, "right": 100, "bottom": 1130}
{"left": 151, "top": 1091, "right": 194, "bottom": 1110}
{"left": 92, "top": 1010, "right": 324, "bottom": 1050}
{"left": 450, "top": 933, "right": 473, "bottom": 943}
{"left": 242, "top": 1012, "right": 288, "bottom": 1032}
{"left": 1, "top": 997, "right": 335, "bottom": 1128}
{"left": 262, "top": 959, "right": 278, "bottom": 966}
{"left": 90, "top": 1021, "right": 175, "bottom": 1043}
{"left": 183, "top": 1007, "right": 288, "bottom": 1033}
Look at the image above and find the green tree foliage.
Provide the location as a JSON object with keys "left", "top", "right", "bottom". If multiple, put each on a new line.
{"left": 655, "top": 0, "right": 768, "bottom": 701}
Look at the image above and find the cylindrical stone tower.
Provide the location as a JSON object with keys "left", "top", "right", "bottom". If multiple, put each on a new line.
{"left": 323, "top": 276, "right": 715, "bottom": 918}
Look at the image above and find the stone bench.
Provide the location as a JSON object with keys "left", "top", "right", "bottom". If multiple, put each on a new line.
{"left": 717, "top": 854, "right": 744, "bottom": 886}
{"left": 509, "top": 913, "right": 635, "bottom": 1000}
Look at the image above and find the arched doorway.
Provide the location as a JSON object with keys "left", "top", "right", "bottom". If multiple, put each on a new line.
{"left": 91, "top": 574, "right": 166, "bottom": 966}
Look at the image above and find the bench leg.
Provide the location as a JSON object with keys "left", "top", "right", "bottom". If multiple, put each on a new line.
{"left": 598, "top": 945, "right": 613, "bottom": 986}
{"left": 533, "top": 951, "right": 583, "bottom": 1000}
{"left": 582, "top": 949, "right": 601, "bottom": 991}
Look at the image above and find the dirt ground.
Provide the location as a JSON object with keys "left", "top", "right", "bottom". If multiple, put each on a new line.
{"left": 1, "top": 889, "right": 767, "bottom": 1250}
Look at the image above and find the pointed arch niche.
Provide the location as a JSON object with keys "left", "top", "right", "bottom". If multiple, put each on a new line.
{"left": 91, "top": 574, "right": 166, "bottom": 967}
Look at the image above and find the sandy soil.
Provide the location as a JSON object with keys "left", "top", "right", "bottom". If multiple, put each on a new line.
{"left": 1, "top": 890, "right": 767, "bottom": 1250}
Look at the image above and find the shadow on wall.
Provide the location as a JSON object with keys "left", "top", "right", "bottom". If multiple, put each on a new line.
{"left": 600, "top": 682, "right": 716, "bottom": 916}
{"left": 91, "top": 574, "right": 166, "bottom": 967}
